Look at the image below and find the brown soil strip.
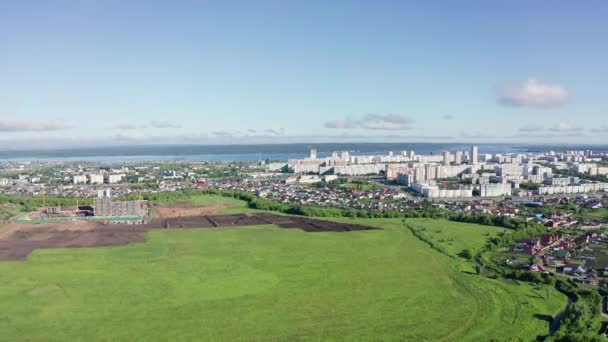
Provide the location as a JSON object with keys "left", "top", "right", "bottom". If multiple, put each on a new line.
{"left": 0, "top": 213, "right": 377, "bottom": 261}
{"left": 153, "top": 203, "right": 229, "bottom": 219}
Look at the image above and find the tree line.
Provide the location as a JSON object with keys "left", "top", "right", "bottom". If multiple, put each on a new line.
{"left": 0, "top": 195, "right": 93, "bottom": 212}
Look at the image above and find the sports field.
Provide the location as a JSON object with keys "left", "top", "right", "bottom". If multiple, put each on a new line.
{"left": 0, "top": 197, "right": 567, "bottom": 341}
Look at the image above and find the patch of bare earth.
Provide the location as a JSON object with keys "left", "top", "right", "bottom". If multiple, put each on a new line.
{"left": 0, "top": 221, "right": 147, "bottom": 261}
{"left": 0, "top": 205, "right": 377, "bottom": 261}
{"left": 153, "top": 203, "right": 229, "bottom": 219}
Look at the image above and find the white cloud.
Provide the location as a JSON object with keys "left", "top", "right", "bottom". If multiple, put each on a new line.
{"left": 441, "top": 114, "right": 454, "bottom": 120}
{"left": 113, "top": 123, "right": 147, "bottom": 130}
{"left": 591, "top": 125, "right": 608, "bottom": 134}
{"left": 513, "top": 123, "right": 584, "bottom": 139}
{"left": 324, "top": 119, "right": 359, "bottom": 129}
{"left": 264, "top": 128, "right": 285, "bottom": 136}
{"left": 112, "top": 120, "right": 182, "bottom": 130}
{"left": 149, "top": 120, "right": 181, "bottom": 129}
{"left": 518, "top": 124, "right": 544, "bottom": 132}
{"left": 548, "top": 122, "right": 583, "bottom": 133}
{"left": 211, "top": 131, "right": 233, "bottom": 137}
{"left": 498, "top": 78, "right": 569, "bottom": 107}
{"left": 0, "top": 118, "right": 69, "bottom": 132}
{"left": 325, "top": 114, "right": 414, "bottom": 130}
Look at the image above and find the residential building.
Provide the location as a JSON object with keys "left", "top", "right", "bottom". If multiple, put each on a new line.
{"left": 88, "top": 174, "right": 104, "bottom": 185}
{"left": 73, "top": 175, "right": 87, "bottom": 184}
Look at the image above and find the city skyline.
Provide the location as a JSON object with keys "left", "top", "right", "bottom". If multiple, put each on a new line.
{"left": 1, "top": 1, "right": 608, "bottom": 148}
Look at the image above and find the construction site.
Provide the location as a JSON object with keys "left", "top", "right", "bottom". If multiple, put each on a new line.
{"left": 0, "top": 200, "right": 376, "bottom": 260}
{"left": 16, "top": 190, "right": 149, "bottom": 224}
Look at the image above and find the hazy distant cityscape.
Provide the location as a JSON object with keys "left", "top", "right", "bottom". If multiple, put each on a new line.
{"left": 3, "top": 144, "right": 607, "bottom": 204}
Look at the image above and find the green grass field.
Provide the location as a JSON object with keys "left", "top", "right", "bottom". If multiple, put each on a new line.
{"left": 0, "top": 206, "right": 20, "bottom": 230}
{"left": 405, "top": 218, "right": 506, "bottom": 257}
{"left": 583, "top": 208, "right": 608, "bottom": 220}
{"left": 156, "top": 194, "right": 260, "bottom": 214}
{"left": 340, "top": 182, "right": 381, "bottom": 191}
{"left": 0, "top": 214, "right": 567, "bottom": 341}
{"left": 187, "top": 194, "right": 259, "bottom": 214}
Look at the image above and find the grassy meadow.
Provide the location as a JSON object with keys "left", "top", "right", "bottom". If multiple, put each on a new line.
{"left": 583, "top": 208, "right": 608, "bottom": 220}
{"left": 404, "top": 218, "right": 506, "bottom": 257}
{"left": 0, "top": 205, "right": 20, "bottom": 230}
{"left": 155, "top": 194, "right": 260, "bottom": 214}
{"left": 0, "top": 196, "right": 568, "bottom": 341}
{"left": 188, "top": 194, "right": 259, "bottom": 214}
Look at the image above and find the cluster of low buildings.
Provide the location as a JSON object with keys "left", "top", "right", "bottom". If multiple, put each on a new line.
{"left": 209, "top": 175, "right": 420, "bottom": 212}
{"left": 511, "top": 232, "right": 607, "bottom": 285}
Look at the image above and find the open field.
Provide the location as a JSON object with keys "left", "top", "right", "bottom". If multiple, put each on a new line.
{"left": 0, "top": 222, "right": 148, "bottom": 260}
{"left": 0, "top": 200, "right": 375, "bottom": 260}
{"left": 580, "top": 243, "right": 608, "bottom": 269}
{"left": 404, "top": 218, "right": 506, "bottom": 257}
{"left": 154, "top": 203, "right": 229, "bottom": 218}
{"left": 0, "top": 206, "right": 567, "bottom": 341}
{"left": 153, "top": 194, "right": 258, "bottom": 214}
{"left": 0, "top": 206, "right": 20, "bottom": 229}
{"left": 583, "top": 208, "right": 608, "bottom": 220}
{"left": 340, "top": 182, "right": 381, "bottom": 191}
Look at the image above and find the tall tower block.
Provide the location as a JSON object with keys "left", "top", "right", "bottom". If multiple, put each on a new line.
{"left": 471, "top": 146, "right": 479, "bottom": 165}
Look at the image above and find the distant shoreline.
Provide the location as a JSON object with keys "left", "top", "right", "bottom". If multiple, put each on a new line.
{"left": 1, "top": 142, "right": 607, "bottom": 163}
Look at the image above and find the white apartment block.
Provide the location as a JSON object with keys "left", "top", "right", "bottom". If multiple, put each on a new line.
{"left": 333, "top": 164, "right": 385, "bottom": 176}
{"left": 88, "top": 174, "right": 104, "bottom": 185}
{"left": 590, "top": 167, "right": 608, "bottom": 176}
{"left": 538, "top": 183, "right": 608, "bottom": 195}
{"left": 106, "top": 174, "right": 125, "bottom": 184}
{"left": 73, "top": 175, "right": 87, "bottom": 184}
{"left": 479, "top": 183, "right": 512, "bottom": 197}
{"left": 495, "top": 164, "right": 529, "bottom": 177}
{"left": 551, "top": 177, "right": 580, "bottom": 186}
{"left": 471, "top": 146, "right": 479, "bottom": 164}
{"left": 265, "top": 163, "right": 288, "bottom": 172}
{"left": 411, "top": 182, "right": 473, "bottom": 198}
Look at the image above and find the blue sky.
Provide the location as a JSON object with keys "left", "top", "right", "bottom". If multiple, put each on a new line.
{"left": 1, "top": 0, "right": 607, "bottom": 148}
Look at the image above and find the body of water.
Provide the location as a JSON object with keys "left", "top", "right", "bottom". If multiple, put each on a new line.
{"left": 0, "top": 143, "right": 606, "bottom": 163}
